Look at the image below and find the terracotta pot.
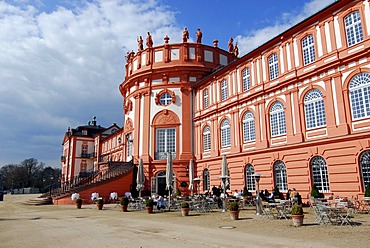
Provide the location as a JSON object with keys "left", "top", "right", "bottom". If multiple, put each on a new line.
{"left": 146, "top": 206, "right": 153, "bottom": 214}
{"left": 97, "top": 204, "right": 103, "bottom": 210}
{"left": 76, "top": 203, "right": 82, "bottom": 209}
{"left": 229, "top": 210, "right": 239, "bottom": 220}
{"left": 181, "top": 208, "right": 189, "bottom": 216}
{"left": 121, "top": 205, "right": 128, "bottom": 212}
{"left": 291, "top": 214, "right": 304, "bottom": 227}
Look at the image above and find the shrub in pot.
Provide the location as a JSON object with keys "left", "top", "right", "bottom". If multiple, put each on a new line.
{"left": 96, "top": 198, "right": 104, "bottom": 210}
{"left": 75, "top": 198, "right": 82, "bottom": 209}
{"left": 291, "top": 204, "right": 304, "bottom": 227}
{"left": 181, "top": 201, "right": 190, "bottom": 216}
{"left": 145, "top": 198, "right": 154, "bottom": 214}
{"left": 120, "top": 196, "right": 129, "bottom": 212}
{"left": 228, "top": 202, "right": 239, "bottom": 220}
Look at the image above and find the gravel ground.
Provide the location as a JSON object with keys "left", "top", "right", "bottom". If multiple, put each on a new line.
{"left": 0, "top": 194, "right": 369, "bottom": 248}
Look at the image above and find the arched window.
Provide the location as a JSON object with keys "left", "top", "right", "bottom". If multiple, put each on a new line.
{"left": 203, "top": 169, "right": 210, "bottom": 191}
{"left": 344, "top": 11, "right": 363, "bottom": 47}
{"left": 203, "top": 126, "right": 211, "bottom": 151}
{"left": 349, "top": 72, "right": 370, "bottom": 120}
{"left": 270, "top": 102, "right": 286, "bottom": 136}
{"left": 221, "top": 119, "right": 231, "bottom": 147}
{"left": 221, "top": 79, "right": 228, "bottom": 101}
{"left": 360, "top": 150, "right": 370, "bottom": 190}
{"left": 311, "top": 156, "right": 330, "bottom": 193}
{"left": 304, "top": 89, "right": 326, "bottom": 129}
{"left": 242, "top": 111, "right": 256, "bottom": 142}
{"left": 245, "top": 164, "right": 255, "bottom": 192}
{"left": 268, "top": 53, "right": 279, "bottom": 80}
{"left": 203, "top": 88, "right": 209, "bottom": 108}
{"left": 274, "top": 160, "right": 288, "bottom": 192}
{"left": 242, "top": 68, "right": 251, "bottom": 91}
{"left": 302, "top": 35, "right": 315, "bottom": 65}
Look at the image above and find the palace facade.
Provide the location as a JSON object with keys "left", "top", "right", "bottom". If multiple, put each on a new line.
{"left": 61, "top": 0, "right": 370, "bottom": 203}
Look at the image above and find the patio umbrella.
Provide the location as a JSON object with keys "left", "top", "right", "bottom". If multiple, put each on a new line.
{"left": 221, "top": 155, "right": 229, "bottom": 190}
{"left": 166, "top": 152, "right": 173, "bottom": 209}
{"left": 136, "top": 158, "right": 145, "bottom": 197}
{"left": 188, "top": 159, "right": 194, "bottom": 195}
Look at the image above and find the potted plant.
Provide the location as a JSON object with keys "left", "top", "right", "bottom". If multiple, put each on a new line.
{"left": 176, "top": 188, "right": 181, "bottom": 197}
{"left": 228, "top": 202, "right": 239, "bottom": 220}
{"left": 310, "top": 184, "right": 323, "bottom": 198}
{"left": 364, "top": 183, "right": 370, "bottom": 200}
{"left": 75, "top": 198, "right": 82, "bottom": 209}
{"left": 145, "top": 198, "right": 154, "bottom": 214}
{"left": 96, "top": 198, "right": 104, "bottom": 210}
{"left": 181, "top": 201, "right": 190, "bottom": 216}
{"left": 120, "top": 196, "right": 129, "bottom": 212}
{"left": 291, "top": 203, "right": 304, "bottom": 227}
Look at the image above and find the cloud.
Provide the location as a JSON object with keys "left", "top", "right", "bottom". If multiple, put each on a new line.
{"left": 0, "top": 0, "right": 180, "bottom": 166}
{"left": 235, "top": 0, "right": 336, "bottom": 55}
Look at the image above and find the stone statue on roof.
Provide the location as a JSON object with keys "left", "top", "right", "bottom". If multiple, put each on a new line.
{"left": 196, "top": 28, "right": 202, "bottom": 43}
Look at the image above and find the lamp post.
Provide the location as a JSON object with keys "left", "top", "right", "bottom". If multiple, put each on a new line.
{"left": 49, "top": 176, "right": 54, "bottom": 198}
{"left": 253, "top": 173, "right": 262, "bottom": 215}
{"left": 219, "top": 175, "right": 230, "bottom": 212}
{"left": 193, "top": 178, "right": 202, "bottom": 195}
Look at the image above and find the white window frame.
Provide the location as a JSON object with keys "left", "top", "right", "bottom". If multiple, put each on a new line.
{"left": 302, "top": 35, "right": 316, "bottom": 65}
{"left": 221, "top": 119, "right": 231, "bottom": 147}
{"left": 159, "top": 93, "right": 172, "bottom": 105}
{"left": 242, "top": 111, "right": 256, "bottom": 142}
{"left": 203, "top": 89, "right": 209, "bottom": 108}
{"left": 221, "top": 79, "right": 228, "bottom": 101}
{"left": 203, "top": 126, "right": 211, "bottom": 151}
{"left": 349, "top": 72, "right": 370, "bottom": 120}
{"left": 155, "top": 128, "right": 176, "bottom": 160}
{"left": 268, "top": 53, "right": 279, "bottom": 80}
{"left": 304, "top": 89, "right": 326, "bottom": 129}
{"left": 311, "top": 156, "right": 330, "bottom": 193}
{"left": 345, "top": 11, "right": 363, "bottom": 47}
{"left": 242, "top": 68, "right": 250, "bottom": 91}
{"left": 270, "top": 102, "right": 286, "bottom": 137}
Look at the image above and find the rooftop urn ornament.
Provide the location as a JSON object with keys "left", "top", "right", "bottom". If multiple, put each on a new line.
{"left": 213, "top": 39, "right": 218, "bottom": 48}
{"left": 164, "top": 35, "right": 170, "bottom": 44}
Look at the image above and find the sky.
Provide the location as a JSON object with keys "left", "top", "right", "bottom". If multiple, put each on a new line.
{"left": 0, "top": 0, "right": 336, "bottom": 167}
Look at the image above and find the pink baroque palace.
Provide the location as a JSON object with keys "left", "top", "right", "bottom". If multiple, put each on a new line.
{"left": 56, "top": 0, "right": 370, "bottom": 205}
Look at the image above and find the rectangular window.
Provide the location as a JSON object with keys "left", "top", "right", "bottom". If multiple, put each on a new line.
{"left": 302, "top": 35, "right": 316, "bottom": 65}
{"left": 345, "top": 11, "right": 363, "bottom": 47}
{"left": 242, "top": 68, "right": 251, "bottom": 91}
{"left": 203, "top": 89, "right": 209, "bottom": 108}
{"left": 155, "top": 128, "right": 176, "bottom": 160}
{"left": 221, "top": 79, "right": 228, "bottom": 101}
{"left": 268, "top": 53, "right": 279, "bottom": 80}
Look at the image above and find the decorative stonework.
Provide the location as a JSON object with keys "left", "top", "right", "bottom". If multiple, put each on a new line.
{"left": 154, "top": 89, "right": 176, "bottom": 106}
{"left": 124, "top": 118, "right": 133, "bottom": 133}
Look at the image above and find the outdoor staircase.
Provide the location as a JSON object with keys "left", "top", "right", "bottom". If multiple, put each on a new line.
{"left": 51, "top": 161, "right": 134, "bottom": 201}
{"left": 24, "top": 196, "right": 53, "bottom": 205}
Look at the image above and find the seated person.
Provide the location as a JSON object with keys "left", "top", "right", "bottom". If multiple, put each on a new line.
{"left": 156, "top": 195, "right": 166, "bottom": 210}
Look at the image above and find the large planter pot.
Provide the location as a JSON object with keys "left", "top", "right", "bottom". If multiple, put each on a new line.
{"left": 291, "top": 214, "right": 304, "bottom": 227}
{"left": 229, "top": 210, "right": 239, "bottom": 220}
{"left": 121, "top": 205, "right": 128, "bottom": 212}
{"left": 76, "top": 202, "right": 82, "bottom": 209}
{"left": 181, "top": 208, "right": 189, "bottom": 216}
{"left": 97, "top": 204, "right": 104, "bottom": 210}
{"left": 146, "top": 206, "right": 153, "bottom": 214}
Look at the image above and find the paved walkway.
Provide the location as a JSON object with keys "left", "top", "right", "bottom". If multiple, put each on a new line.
{"left": 1, "top": 194, "right": 369, "bottom": 248}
